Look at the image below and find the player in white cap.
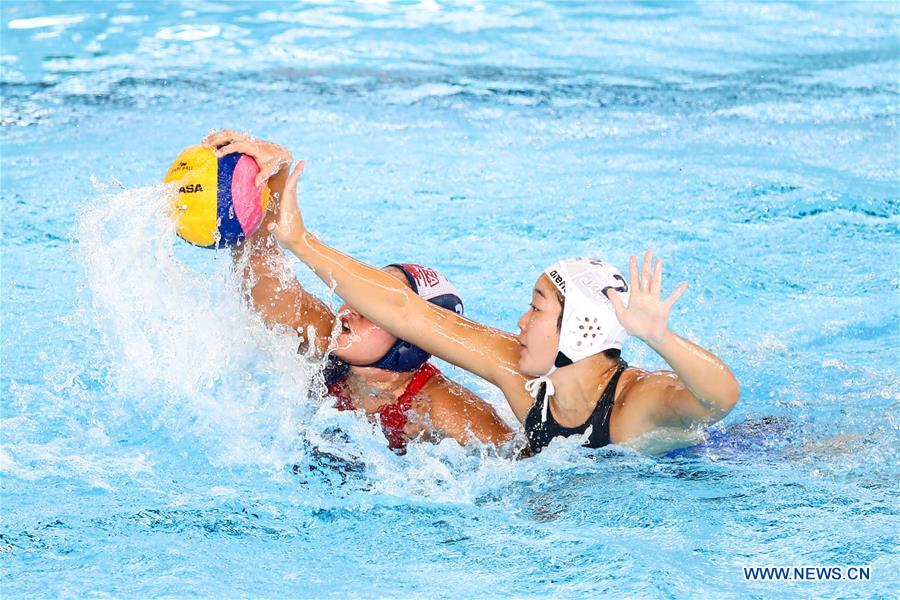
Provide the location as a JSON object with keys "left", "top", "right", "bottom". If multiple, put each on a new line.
{"left": 260, "top": 152, "right": 740, "bottom": 455}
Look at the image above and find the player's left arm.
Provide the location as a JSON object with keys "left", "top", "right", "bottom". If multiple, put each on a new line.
{"left": 608, "top": 252, "right": 739, "bottom": 427}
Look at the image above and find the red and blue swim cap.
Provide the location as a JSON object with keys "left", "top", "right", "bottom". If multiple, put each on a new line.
{"left": 365, "top": 263, "right": 463, "bottom": 372}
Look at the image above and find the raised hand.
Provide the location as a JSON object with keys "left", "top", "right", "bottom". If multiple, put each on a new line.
{"left": 607, "top": 250, "right": 687, "bottom": 346}
{"left": 202, "top": 129, "right": 292, "bottom": 188}
{"left": 267, "top": 160, "right": 308, "bottom": 250}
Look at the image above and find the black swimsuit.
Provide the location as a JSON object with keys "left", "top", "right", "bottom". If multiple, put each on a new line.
{"left": 525, "top": 360, "right": 628, "bottom": 454}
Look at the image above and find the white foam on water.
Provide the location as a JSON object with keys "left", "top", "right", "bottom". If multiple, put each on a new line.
{"left": 7, "top": 15, "right": 86, "bottom": 30}
{"left": 155, "top": 25, "right": 221, "bottom": 41}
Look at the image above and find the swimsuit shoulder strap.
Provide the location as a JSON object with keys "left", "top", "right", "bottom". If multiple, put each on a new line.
{"left": 396, "top": 362, "right": 441, "bottom": 412}
{"left": 378, "top": 362, "right": 441, "bottom": 452}
{"left": 525, "top": 360, "right": 628, "bottom": 452}
{"left": 588, "top": 359, "right": 628, "bottom": 446}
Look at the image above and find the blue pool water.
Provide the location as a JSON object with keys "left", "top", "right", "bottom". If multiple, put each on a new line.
{"left": 2, "top": 1, "right": 898, "bottom": 597}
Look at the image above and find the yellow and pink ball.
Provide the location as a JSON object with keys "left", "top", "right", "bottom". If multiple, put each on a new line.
{"left": 164, "top": 145, "right": 270, "bottom": 248}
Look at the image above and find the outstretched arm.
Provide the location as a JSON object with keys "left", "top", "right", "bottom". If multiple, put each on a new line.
{"left": 203, "top": 130, "right": 335, "bottom": 355}
{"left": 608, "top": 251, "right": 740, "bottom": 427}
{"left": 269, "top": 161, "right": 535, "bottom": 420}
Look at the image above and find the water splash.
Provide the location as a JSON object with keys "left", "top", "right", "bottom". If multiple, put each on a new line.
{"left": 67, "top": 182, "right": 544, "bottom": 499}
{"left": 74, "top": 183, "right": 318, "bottom": 471}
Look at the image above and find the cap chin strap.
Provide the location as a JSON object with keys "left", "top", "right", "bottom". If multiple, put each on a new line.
{"left": 524, "top": 368, "right": 555, "bottom": 423}
{"left": 524, "top": 351, "right": 573, "bottom": 423}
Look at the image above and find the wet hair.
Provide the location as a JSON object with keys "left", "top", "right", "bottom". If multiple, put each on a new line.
{"left": 554, "top": 288, "right": 621, "bottom": 360}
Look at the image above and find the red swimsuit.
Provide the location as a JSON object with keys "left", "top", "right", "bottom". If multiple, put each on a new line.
{"left": 328, "top": 362, "right": 441, "bottom": 453}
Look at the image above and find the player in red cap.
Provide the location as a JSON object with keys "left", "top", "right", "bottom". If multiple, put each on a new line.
{"left": 203, "top": 131, "right": 512, "bottom": 454}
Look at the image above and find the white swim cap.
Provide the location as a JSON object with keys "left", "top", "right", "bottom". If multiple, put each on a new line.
{"left": 544, "top": 257, "right": 630, "bottom": 367}
{"left": 524, "top": 257, "right": 631, "bottom": 417}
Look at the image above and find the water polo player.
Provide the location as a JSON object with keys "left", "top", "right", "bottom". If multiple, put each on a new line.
{"left": 261, "top": 153, "right": 740, "bottom": 455}
{"left": 201, "top": 131, "right": 512, "bottom": 454}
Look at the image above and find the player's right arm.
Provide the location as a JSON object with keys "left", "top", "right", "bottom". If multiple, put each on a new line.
{"left": 232, "top": 223, "right": 336, "bottom": 355}
{"left": 205, "top": 130, "right": 336, "bottom": 355}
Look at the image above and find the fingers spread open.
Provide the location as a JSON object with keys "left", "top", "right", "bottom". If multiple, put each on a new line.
{"left": 629, "top": 255, "right": 639, "bottom": 292}
{"left": 665, "top": 281, "right": 688, "bottom": 307}
{"left": 651, "top": 259, "right": 663, "bottom": 297}
{"left": 641, "top": 250, "right": 653, "bottom": 291}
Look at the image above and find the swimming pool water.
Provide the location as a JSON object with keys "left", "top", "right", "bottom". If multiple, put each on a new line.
{"left": 2, "top": 1, "right": 898, "bottom": 597}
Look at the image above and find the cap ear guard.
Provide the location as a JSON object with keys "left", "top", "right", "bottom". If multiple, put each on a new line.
{"left": 365, "top": 264, "right": 463, "bottom": 372}
{"left": 366, "top": 339, "right": 431, "bottom": 373}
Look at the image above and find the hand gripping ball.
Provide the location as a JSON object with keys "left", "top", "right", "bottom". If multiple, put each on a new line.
{"left": 164, "top": 145, "right": 270, "bottom": 248}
